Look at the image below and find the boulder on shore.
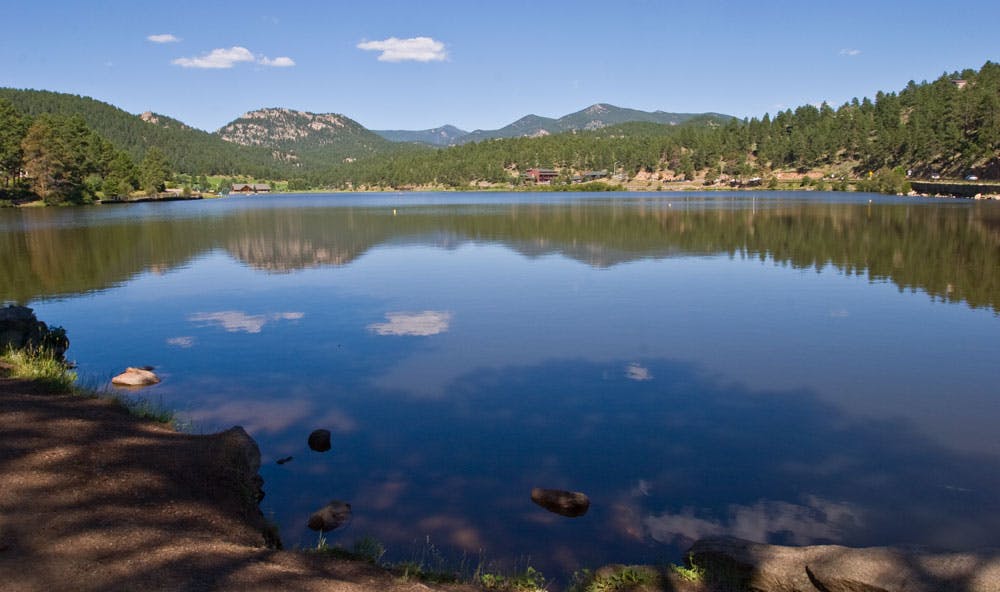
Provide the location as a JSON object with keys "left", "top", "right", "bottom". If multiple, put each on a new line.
{"left": 307, "top": 429, "right": 331, "bottom": 452}
{"left": 307, "top": 500, "right": 351, "bottom": 532}
{"left": 111, "top": 367, "right": 160, "bottom": 387}
{"left": 687, "top": 536, "right": 1000, "bottom": 592}
{"left": 0, "top": 305, "right": 69, "bottom": 359}
{"left": 530, "top": 487, "right": 590, "bottom": 517}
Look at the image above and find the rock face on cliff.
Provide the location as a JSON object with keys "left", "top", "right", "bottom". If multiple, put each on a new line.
{"left": 687, "top": 536, "right": 1000, "bottom": 592}
{"left": 0, "top": 305, "right": 69, "bottom": 359}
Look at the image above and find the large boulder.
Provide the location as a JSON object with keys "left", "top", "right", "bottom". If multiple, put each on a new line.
{"left": 307, "top": 429, "right": 331, "bottom": 452}
{"left": 307, "top": 500, "right": 351, "bottom": 532}
{"left": 530, "top": 487, "right": 590, "bottom": 517}
{"left": 111, "top": 367, "right": 160, "bottom": 387}
{"left": 687, "top": 536, "right": 1000, "bottom": 592}
{"left": 0, "top": 305, "right": 69, "bottom": 359}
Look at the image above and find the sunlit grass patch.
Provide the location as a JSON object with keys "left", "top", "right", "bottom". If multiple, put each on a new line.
{"left": 1, "top": 346, "right": 77, "bottom": 392}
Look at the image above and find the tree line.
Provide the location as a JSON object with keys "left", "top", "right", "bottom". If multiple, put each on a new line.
{"left": 3, "top": 61, "right": 997, "bottom": 201}
{"left": 307, "top": 61, "right": 1000, "bottom": 190}
{"left": 1, "top": 100, "right": 174, "bottom": 204}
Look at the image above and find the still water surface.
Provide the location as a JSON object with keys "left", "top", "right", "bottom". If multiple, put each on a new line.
{"left": 3, "top": 192, "right": 999, "bottom": 576}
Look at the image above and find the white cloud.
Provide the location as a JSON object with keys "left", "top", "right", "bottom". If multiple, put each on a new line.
{"left": 166, "top": 336, "right": 195, "bottom": 348}
{"left": 188, "top": 311, "right": 304, "bottom": 333}
{"left": 173, "top": 46, "right": 255, "bottom": 69}
{"left": 368, "top": 311, "right": 452, "bottom": 336}
{"left": 147, "top": 33, "right": 180, "bottom": 43}
{"left": 357, "top": 36, "right": 447, "bottom": 62}
{"left": 172, "top": 46, "right": 296, "bottom": 69}
{"left": 839, "top": 48, "right": 862, "bottom": 57}
{"left": 259, "top": 56, "right": 295, "bottom": 67}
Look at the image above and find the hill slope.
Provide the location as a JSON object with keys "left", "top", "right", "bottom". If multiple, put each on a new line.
{"left": 217, "top": 108, "right": 399, "bottom": 166}
{"left": 0, "top": 88, "right": 282, "bottom": 177}
{"left": 456, "top": 103, "right": 734, "bottom": 143}
{"left": 372, "top": 125, "right": 468, "bottom": 146}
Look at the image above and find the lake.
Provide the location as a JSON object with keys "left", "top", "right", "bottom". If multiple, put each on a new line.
{"left": 2, "top": 191, "right": 999, "bottom": 578}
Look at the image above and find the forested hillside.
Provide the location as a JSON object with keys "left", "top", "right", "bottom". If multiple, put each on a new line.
{"left": 312, "top": 62, "right": 1000, "bottom": 189}
{"left": 0, "top": 89, "right": 283, "bottom": 178}
{"left": 0, "top": 98, "right": 175, "bottom": 204}
{"left": 3, "top": 62, "right": 998, "bottom": 200}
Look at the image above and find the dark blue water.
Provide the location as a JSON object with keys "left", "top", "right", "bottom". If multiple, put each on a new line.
{"left": 4, "top": 192, "right": 999, "bottom": 577}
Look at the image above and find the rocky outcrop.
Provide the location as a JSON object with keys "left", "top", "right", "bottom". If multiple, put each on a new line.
{"left": 687, "top": 536, "right": 1000, "bottom": 592}
{"left": 530, "top": 488, "right": 590, "bottom": 517}
{"left": 111, "top": 367, "right": 160, "bottom": 387}
{"left": 307, "top": 500, "right": 352, "bottom": 532}
{"left": 0, "top": 305, "right": 69, "bottom": 359}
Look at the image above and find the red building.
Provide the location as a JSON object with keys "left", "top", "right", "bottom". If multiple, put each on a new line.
{"left": 524, "top": 168, "right": 558, "bottom": 183}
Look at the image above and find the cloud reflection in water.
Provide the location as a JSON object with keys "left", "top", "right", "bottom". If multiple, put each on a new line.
{"left": 643, "top": 495, "right": 862, "bottom": 546}
{"left": 188, "top": 310, "right": 304, "bottom": 333}
{"left": 367, "top": 311, "right": 452, "bottom": 336}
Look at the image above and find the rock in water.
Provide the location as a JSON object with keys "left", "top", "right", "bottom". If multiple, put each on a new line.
{"left": 530, "top": 487, "right": 590, "bottom": 517}
{"left": 111, "top": 367, "right": 160, "bottom": 387}
{"left": 307, "top": 500, "right": 351, "bottom": 532}
{"left": 308, "top": 429, "right": 331, "bottom": 452}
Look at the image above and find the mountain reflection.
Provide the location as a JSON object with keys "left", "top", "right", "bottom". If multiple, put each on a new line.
{"left": 2, "top": 196, "right": 999, "bottom": 313}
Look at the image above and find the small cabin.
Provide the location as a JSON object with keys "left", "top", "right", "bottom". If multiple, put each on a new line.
{"left": 231, "top": 183, "right": 271, "bottom": 193}
{"left": 524, "top": 168, "right": 558, "bottom": 183}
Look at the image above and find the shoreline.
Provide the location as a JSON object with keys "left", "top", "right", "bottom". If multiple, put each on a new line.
{"left": 5, "top": 180, "right": 1000, "bottom": 208}
{"left": 3, "top": 368, "right": 999, "bottom": 591}
{"left": 0, "top": 368, "right": 487, "bottom": 592}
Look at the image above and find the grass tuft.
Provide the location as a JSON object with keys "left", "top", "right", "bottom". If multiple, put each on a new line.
{"left": 570, "top": 566, "right": 658, "bottom": 592}
{"left": 1, "top": 346, "right": 77, "bottom": 392}
{"left": 670, "top": 559, "right": 705, "bottom": 583}
{"left": 479, "top": 565, "right": 547, "bottom": 591}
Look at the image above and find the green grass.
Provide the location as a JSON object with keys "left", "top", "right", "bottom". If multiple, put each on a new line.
{"left": 108, "top": 392, "right": 176, "bottom": 425}
{"left": 570, "top": 566, "right": 657, "bottom": 592}
{"left": 311, "top": 534, "right": 386, "bottom": 565}
{"left": 1, "top": 346, "right": 77, "bottom": 392}
{"left": 670, "top": 559, "right": 705, "bottom": 583}
{"left": 479, "top": 565, "right": 547, "bottom": 591}
{"left": 2, "top": 347, "right": 177, "bottom": 426}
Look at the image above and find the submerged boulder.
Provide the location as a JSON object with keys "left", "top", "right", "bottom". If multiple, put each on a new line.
{"left": 307, "top": 500, "right": 352, "bottom": 532}
{"left": 307, "top": 429, "right": 331, "bottom": 452}
{"left": 530, "top": 487, "right": 590, "bottom": 517}
{"left": 111, "top": 367, "right": 160, "bottom": 387}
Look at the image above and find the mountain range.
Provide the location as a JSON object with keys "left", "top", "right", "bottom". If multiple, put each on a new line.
{"left": 372, "top": 103, "right": 733, "bottom": 146}
{"left": 0, "top": 87, "right": 731, "bottom": 167}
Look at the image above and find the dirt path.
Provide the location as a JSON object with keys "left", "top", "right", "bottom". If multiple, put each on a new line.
{"left": 0, "top": 374, "right": 478, "bottom": 592}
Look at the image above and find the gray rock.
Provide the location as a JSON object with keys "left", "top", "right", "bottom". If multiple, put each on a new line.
{"left": 111, "top": 367, "right": 160, "bottom": 387}
{"left": 0, "top": 305, "right": 69, "bottom": 359}
{"left": 687, "top": 536, "right": 1000, "bottom": 592}
{"left": 307, "top": 429, "right": 331, "bottom": 452}
{"left": 530, "top": 487, "right": 590, "bottom": 517}
{"left": 307, "top": 500, "right": 351, "bottom": 532}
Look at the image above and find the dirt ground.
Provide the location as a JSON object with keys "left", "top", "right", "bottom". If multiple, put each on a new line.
{"left": 0, "top": 372, "right": 479, "bottom": 592}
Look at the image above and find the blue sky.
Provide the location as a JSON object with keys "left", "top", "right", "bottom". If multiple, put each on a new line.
{"left": 3, "top": 0, "right": 998, "bottom": 132}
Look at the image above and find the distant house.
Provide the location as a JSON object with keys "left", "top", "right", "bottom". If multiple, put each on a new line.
{"left": 231, "top": 183, "right": 271, "bottom": 193}
{"left": 581, "top": 170, "right": 609, "bottom": 181}
{"left": 524, "top": 168, "right": 558, "bottom": 183}
{"left": 951, "top": 79, "right": 968, "bottom": 90}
